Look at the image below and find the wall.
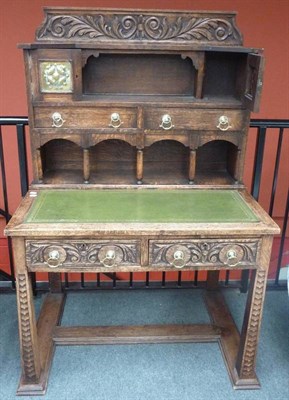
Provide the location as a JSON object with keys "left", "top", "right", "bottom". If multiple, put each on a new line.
{"left": 0, "top": 0, "right": 288, "bottom": 275}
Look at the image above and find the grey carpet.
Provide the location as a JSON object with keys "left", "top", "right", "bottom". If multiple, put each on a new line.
{"left": 0, "top": 289, "right": 289, "bottom": 400}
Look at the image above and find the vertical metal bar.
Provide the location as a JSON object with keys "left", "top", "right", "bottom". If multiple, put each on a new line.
{"left": 240, "top": 270, "right": 250, "bottom": 293}
{"left": 275, "top": 188, "right": 289, "bottom": 285}
{"left": 194, "top": 271, "right": 198, "bottom": 286}
{"left": 0, "top": 128, "right": 15, "bottom": 287}
{"left": 16, "top": 124, "right": 29, "bottom": 196}
{"left": 80, "top": 273, "right": 85, "bottom": 288}
{"left": 225, "top": 271, "right": 230, "bottom": 286}
{"left": 113, "top": 273, "right": 116, "bottom": 288}
{"left": 146, "top": 272, "right": 150, "bottom": 287}
{"left": 129, "top": 272, "right": 133, "bottom": 288}
{"left": 0, "top": 127, "right": 10, "bottom": 219}
{"left": 241, "top": 125, "right": 267, "bottom": 293}
{"left": 269, "top": 128, "right": 284, "bottom": 216}
{"left": 97, "top": 273, "right": 100, "bottom": 287}
{"left": 64, "top": 273, "right": 69, "bottom": 289}
{"left": 177, "top": 271, "right": 182, "bottom": 287}
{"left": 251, "top": 126, "right": 267, "bottom": 201}
{"left": 162, "top": 272, "right": 166, "bottom": 287}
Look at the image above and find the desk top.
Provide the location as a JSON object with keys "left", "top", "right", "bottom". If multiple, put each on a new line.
{"left": 25, "top": 189, "right": 259, "bottom": 224}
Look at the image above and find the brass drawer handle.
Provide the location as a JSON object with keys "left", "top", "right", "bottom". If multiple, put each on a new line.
{"left": 52, "top": 112, "right": 65, "bottom": 128}
{"left": 226, "top": 250, "right": 240, "bottom": 267}
{"left": 160, "top": 114, "right": 174, "bottom": 130}
{"left": 171, "top": 250, "right": 186, "bottom": 269}
{"left": 109, "top": 112, "right": 123, "bottom": 128}
{"left": 217, "top": 115, "right": 232, "bottom": 131}
{"left": 100, "top": 249, "right": 117, "bottom": 268}
{"left": 45, "top": 250, "right": 62, "bottom": 268}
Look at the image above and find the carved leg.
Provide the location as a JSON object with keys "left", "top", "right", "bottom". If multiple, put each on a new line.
{"left": 234, "top": 236, "right": 273, "bottom": 388}
{"left": 235, "top": 268, "right": 268, "bottom": 383}
{"left": 13, "top": 238, "right": 65, "bottom": 395}
{"left": 16, "top": 271, "right": 41, "bottom": 384}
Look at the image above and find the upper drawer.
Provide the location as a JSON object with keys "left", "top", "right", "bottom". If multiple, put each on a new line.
{"left": 144, "top": 108, "right": 247, "bottom": 132}
{"left": 33, "top": 107, "right": 138, "bottom": 129}
{"left": 26, "top": 240, "right": 141, "bottom": 271}
{"left": 149, "top": 239, "right": 260, "bottom": 269}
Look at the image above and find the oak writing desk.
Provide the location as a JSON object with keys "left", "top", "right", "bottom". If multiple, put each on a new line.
{"left": 5, "top": 7, "right": 279, "bottom": 395}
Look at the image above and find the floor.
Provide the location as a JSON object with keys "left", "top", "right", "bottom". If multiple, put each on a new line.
{"left": 0, "top": 288, "right": 288, "bottom": 400}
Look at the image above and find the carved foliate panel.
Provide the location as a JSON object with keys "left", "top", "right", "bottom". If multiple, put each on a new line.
{"left": 36, "top": 9, "right": 243, "bottom": 45}
{"left": 26, "top": 240, "right": 140, "bottom": 269}
{"left": 39, "top": 61, "right": 73, "bottom": 93}
{"left": 150, "top": 239, "right": 260, "bottom": 269}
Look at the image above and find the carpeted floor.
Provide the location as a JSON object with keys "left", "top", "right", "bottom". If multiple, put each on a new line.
{"left": 0, "top": 288, "right": 288, "bottom": 400}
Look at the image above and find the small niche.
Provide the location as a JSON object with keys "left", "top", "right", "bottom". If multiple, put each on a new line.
{"left": 41, "top": 139, "right": 83, "bottom": 184}
{"left": 89, "top": 139, "right": 137, "bottom": 184}
{"left": 143, "top": 140, "right": 190, "bottom": 185}
{"left": 83, "top": 54, "right": 196, "bottom": 97}
{"left": 195, "top": 140, "right": 238, "bottom": 184}
{"left": 203, "top": 52, "right": 246, "bottom": 100}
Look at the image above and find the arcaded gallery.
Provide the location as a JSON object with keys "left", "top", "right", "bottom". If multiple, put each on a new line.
{"left": 0, "top": 1, "right": 288, "bottom": 399}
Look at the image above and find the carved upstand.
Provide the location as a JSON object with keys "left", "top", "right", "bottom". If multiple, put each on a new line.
{"left": 5, "top": 8, "right": 279, "bottom": 395}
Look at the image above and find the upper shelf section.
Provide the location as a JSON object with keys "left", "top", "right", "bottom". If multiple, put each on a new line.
{"left": 32, "top": 8, "right": 243, "bottom": 48}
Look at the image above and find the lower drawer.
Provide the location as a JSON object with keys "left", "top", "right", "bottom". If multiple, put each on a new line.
{"left": 149, "top": 239, "right": 260, "bottom": 269}
{"left": 26, "top": 240, "right": 141, "bottom": 270}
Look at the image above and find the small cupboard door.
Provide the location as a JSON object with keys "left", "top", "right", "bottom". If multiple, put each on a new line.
{"left": 243, "top": 53, "right": 264, "bottom": 113}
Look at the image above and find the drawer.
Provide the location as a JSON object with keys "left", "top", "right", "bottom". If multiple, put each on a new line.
{"left": 149, "top": 239, "right": 260, "bottom": 269}
{"left": 144, "top": 108, "right": 246, "bottom": 132}
{"left": 33, "top": 107, "right": 138, "bottom": 129}
{"left": 26, "top": 240, "right": 141, "bottom": 270}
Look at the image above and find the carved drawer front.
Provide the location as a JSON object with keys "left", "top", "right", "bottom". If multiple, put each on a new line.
{"left": 149, "top": 239, "right": 260, "bottom": 269}
{"left": 144, "top": 109, "right": 245, "bottom": 132}
{"left": 33, "top": 107, "right": 138, "bottom": 129}
{"left": 26, "top": 240, "right": 141, "bottom": 270}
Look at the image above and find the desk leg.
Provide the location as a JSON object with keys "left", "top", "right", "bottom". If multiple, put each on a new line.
{"left": 13, "top": 238, "right": 42, "bottom": 392}
{"left": 235, "top": 236, "right": 273, "bottom": 388}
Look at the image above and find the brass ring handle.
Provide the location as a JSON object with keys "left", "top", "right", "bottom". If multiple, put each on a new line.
{"left": 45, "top": 250, "right": 62, "bottom": 268}
{"left": 171, "top": 250, "right": 186, "bottom": 269}
{"left": 226, "top": 250, "right": 240, "bottom": 267}
{"left": 109, "top": 112, "right": 123, "bottom": 128}
{"left": 217, "top": 115, "right": 232, "bottom": 131}
{"left": 100, "top": 249, "right": 117, "bottom": 268}
{"left": 52, "top": 112, "right": 65, "bottom": 128}
{"left": 160, "top": 114, "right": 174, "bottom": 130}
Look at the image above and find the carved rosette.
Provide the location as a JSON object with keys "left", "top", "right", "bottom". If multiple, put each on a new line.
{"left": 26, "top": 241, "right": 140, "bottom": 268}
{"left": 17, "top": 274, "right": 38, "bottom": 381}
{"left": 150, "top": 240, "right": 259, "bottom": 268}
{"left": 36, "top": 10, "right": 242, "bottom": 45}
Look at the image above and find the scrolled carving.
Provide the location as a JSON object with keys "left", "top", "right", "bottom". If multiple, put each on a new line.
{"left": 26, "top": 240, "right": 140, "bottom": 268}
{"left": 18, "top": 274, "right": 38, "bottom": 381}
{"left": 150, "top": 240, "right": 259, "bottom": 268}
{"left": 36, "top": 10, "right": 242, "bottom": 45}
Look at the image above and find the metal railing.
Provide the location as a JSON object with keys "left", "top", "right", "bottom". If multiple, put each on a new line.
{"left": 0, "top": 117, "right": 288, "bottom": 293}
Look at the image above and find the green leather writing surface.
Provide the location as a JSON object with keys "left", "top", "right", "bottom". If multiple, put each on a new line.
{"left": 25, "top": 190, "right": 259, "bottom": 224}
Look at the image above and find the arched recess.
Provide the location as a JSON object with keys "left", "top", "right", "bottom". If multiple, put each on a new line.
{"left": 41, "top": 139, "right": 83, "bottom": 184}
{"left": 89, "top": 139, "right": 137, "bottom": 184}
{"left": 143, "top": 139, "right": 190, "bottom": 185}
{"left": 195, "top": 140, "right": 239, "bottom": 184}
